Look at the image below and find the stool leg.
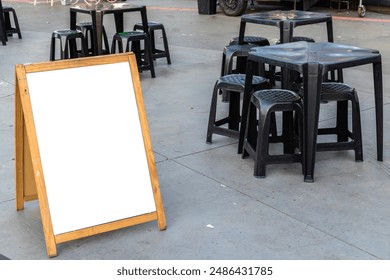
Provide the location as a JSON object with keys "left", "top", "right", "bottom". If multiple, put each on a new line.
{"left": 150, "top": 29, "right": 156, "bottom": 54}
{"left": 131, "top": 40, "right": 143, "bottom": 66}
{"left": 60, "top": 37, "right": 66, "bottom": 59}
{"left": 144, "top": 36, "right": 156, "bottom": 78}
{"left": 220, "top": 52, "right": 226, "bottom": 77}
{"left": 224, "top": 49, "right": 234, "bottom": 75}
{"left": 351, "top": 90, "right": 363, "bottom": 161}
{"left": 228, "top": 91, "right": 240, "bottom": 131}
{"left": 296, "top": 104, "right": 305, "bottom": 175}
{"left": 102, "top": 27, "right": 110, "bottom": 54}
{"left": 336, "top": 100, "right": 349, "bottom": 142}
{"left": 269, "top": 112, "right": 277, "bottom": 137}
{"left": 4, "top": 12, "right": 11, "bottom": 35}
{"left": 50, "top": 37, "right": 56, "bottom": 61}
{"left": 254, "top": 106, "right": 271, "bottom": 178}
{"left": 221, "top": 51, "right": 234, "bottom": 102}
{"left": 282, "top": 111, "right": 295, "bottom": 154}
{"left": 206, "top": 82, "right": 220, "bottom": 144}
{"left": 11, "top": 11, "right": 22, "bottom": 39}
{"left": 68, "top": 39, "right": 79, "bottom": 58}
{"left": 160, "top": 27, "right": 171, "bottom": 64}
{"left": 111, "top": 37, "right": 117, "bottom": 53}
{"left": 80, "top": 36, "right": 89, "bottom": 57}
{"left": 127, "top": 39, "right": 133, "bottom": 53}
{"left": 242, "top": 101, "right": 258, "bottom": 159}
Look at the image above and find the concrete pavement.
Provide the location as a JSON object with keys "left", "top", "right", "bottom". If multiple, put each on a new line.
{"left": 0, "top": 0, "right": 389, "bottom": 259}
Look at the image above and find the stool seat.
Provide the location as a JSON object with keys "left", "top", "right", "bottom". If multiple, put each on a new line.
{"left": 230, "top": 36, "right": 270, "bottom": 47}
{"left": 50, "top": 29, "right": 88, "bottom": 61}
{"left": 206, "top": 74, "right": 270, "bottom": 144}
{"left": 133, "top": 21, "right": 171, "bottom": 65}
{"left": 242, "top": 89, "right": 304, "bottom": 178}
{"left": 111, "top": 31, "right": 156, "bottom": 78}
{"left": 276, "top": 36, "right": 315, "bottom": 44}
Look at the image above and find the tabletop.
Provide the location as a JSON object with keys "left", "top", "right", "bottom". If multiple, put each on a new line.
{"left": 247, "top": 41, "right": 381, "bottom": 73}
{"left": 239, "top": 10, "right": 333, "bottom": 44}
{"left": 241, "top": 10, "right": 332, "bottom": 27}
{"left": 70, "top": 2, "right": 146, "bottom": 13}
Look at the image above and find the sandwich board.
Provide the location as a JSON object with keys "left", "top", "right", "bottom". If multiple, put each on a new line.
{"left": 14, "top": 53, "right": 166, "bottom": 257}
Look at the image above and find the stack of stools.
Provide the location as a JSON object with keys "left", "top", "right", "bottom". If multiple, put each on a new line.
{"left": 315, "top": 82, "right": 363, "bottom": 161}
{"left": 133, "top": 21, "right": 171, "bottom": 65}
{"left": 0, "top": 4, "right": 22, "bottom": 45}
{"left": 242, "top": 89, "right": 304, "bottom": 178}
{"left": 49, "top": 29, "right": 88, "bottom": 61}
{"left": 206, "top": 73, "right": 271, "bottom": 144}
{"left": 111, "top": 31, "right": 156, "bottom": 78}
{"left": 76, "top": 22, "right": 110, "bottom": 55}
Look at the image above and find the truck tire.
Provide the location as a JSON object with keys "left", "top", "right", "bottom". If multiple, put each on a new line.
{"left": 219, "top": 0, "right": 248, "bottom": 16}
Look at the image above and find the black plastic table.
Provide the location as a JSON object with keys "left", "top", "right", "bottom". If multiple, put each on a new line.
{"left": 239, "top": 41, "right": 383, "bottom": 182}
{"left": 238, "top": 10, "right": 334, "bottom": 44}
{"left": 70, "top": 2, "right": 148, "bottom": 56}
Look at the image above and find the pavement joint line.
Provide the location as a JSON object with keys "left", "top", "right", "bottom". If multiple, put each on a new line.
{"left": 333, "top": 15, "right": 390, "bottom": 23}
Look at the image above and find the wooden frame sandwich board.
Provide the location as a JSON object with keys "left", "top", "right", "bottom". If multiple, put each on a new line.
{"left": 14, "top": 53, "right": 166, "bottom": 257}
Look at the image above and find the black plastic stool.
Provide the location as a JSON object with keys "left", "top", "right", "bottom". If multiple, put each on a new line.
{"left": 1, "top": 5, "right": 22, "bottom": 45}
{"left": 76, "top": 21, "right": 110, "bottom": 55}
{"left": 50, "top": 29, "right": 88, "bottom": 61}
{"left": 111, "top": 31, "right": 156, "bottom": 78}
{"left": 206, "top": 74, "right": 270, "bottom": 144}
{"left": 133, "top": 21, "right": 171, "bottom": 65}
{"left": 316, "top": 82, "right": 363, "bottom": 161}
{"left": 242, "top": 89, "right": 303, "bottom": 178}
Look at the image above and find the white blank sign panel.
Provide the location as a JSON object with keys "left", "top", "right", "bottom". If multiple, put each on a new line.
{"left": 26, "top": 62, "right": 156, "bottom": 235}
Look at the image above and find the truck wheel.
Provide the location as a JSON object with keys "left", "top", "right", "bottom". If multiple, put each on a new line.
{"left": 219, "top": 0, "right": 248, "bottom": 16}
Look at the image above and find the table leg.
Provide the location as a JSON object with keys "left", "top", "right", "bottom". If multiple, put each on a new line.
{"left": 69, "top": 11, "right": 76, "bottom": 30}
{"left": 91, "top": 10, "right": 104, "bottom": 56}
{"left": 373, "top": 61, "right": 383, "bottom": 161}
{"left": 326, "top": 20, "right": 334, "bottom": 43}
{"left": 302, "top": 63, "right": 323, "bottom": 182}
{"left": 280, "top": 21, "right": 292, "bottom": 44}
{"left": 113, "top": 12, "right": 124, "bottom": 33}
{"left": 238, "top": 21, "right": 246, "bottom": 45}
{"left": 238, "top": 60, "right": 255, "bottom": 154}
